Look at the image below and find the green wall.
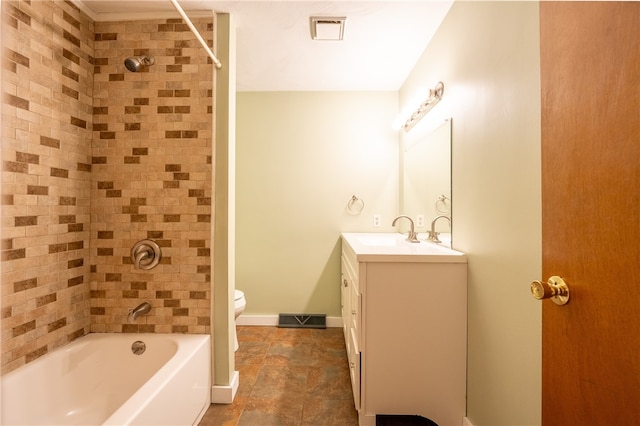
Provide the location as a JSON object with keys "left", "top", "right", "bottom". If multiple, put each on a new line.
{"left": 400, "top": 2, "right": 542, "bottom": 425}
{"left": 236, "top": 92, "right": 398, "bottom": 317}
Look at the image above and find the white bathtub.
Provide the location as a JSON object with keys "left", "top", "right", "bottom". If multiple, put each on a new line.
{"left": 1, "top": 333, "right": 211, "bottom": 425}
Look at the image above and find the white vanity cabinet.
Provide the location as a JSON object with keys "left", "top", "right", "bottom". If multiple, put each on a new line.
{"left": 341, "top": 244, "right": 361, "bottom": 408}
{"left": 341, "top": 233, "right": 468, "bottom": 426}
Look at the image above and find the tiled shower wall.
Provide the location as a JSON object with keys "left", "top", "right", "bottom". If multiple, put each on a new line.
{"left": 1, "top": 0, "right": 212, "bottom": 375}
{"left": 1, "top": 0, "right": 94, "bottom": 374}
{"left": 91, "top": 18, "right": 212, "bottom": 334}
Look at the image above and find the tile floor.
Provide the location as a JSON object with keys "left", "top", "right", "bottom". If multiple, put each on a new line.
{"left": 198, "top": 326, "right": 359, "bottom": 426}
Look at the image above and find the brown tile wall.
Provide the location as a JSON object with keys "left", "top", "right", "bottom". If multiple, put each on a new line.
{"left": 1, "top": 0, "right": 94, "bottom": 374}
{"left": 90, "top": 17, "right": 212, "bottom": 334}
{"left": 1, "top": 1, "right": 212, "bottom": 375}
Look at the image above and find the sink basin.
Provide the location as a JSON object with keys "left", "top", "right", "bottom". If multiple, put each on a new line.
{"left": 342, "top": 233, "right": 466, "bottom": 263}
{"left": 353, "top": 235, "right": 399, "bottom": 247}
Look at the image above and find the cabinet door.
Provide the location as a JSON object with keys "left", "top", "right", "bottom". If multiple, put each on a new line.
{"left": 340, "top": 272, "right": 349, "bottom": 338}
{"left": 349, "top": 280, "right": 361, "bottom": 347}
{"left": 341, "top": 247, "right": 362, "bottom": 411}
{"left": 349, "top": 327, "right": 361, "bottom": 409}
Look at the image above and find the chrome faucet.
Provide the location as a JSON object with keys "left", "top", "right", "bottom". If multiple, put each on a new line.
{"left": 129, "top": 302, "right": 152, "bottom": 321}
{"left": 392, "top": 215, "right": 420, "bottom": 243}
{"left": 427, "top": 215, "right": 451, "bottom": 243}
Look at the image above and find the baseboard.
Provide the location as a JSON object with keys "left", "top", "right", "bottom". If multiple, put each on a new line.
{"left": 237, "top": 314, "right": 342, "bottom": 328}
{"left": 211, "top": 370, "right": 239, "bottom": 404}
{"left": 463, "top": 417, "right": 474, "bottom": 426}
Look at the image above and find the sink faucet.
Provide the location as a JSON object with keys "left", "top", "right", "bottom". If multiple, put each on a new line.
{"left": 427, "top": 215, "right": 451, "bottom": 243}
{"left": 392, "top": 215, "right": 420, "bottom": 243}
{"left": 129, "top": 302, "right": 152, "bottom": 321}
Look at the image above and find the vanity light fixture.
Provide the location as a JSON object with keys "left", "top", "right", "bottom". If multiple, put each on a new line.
{"left": 310, "top": 16, "right": 346, "bottom": 41}
{"left": 402, "top": 81, "right": 445, "bottom": 132}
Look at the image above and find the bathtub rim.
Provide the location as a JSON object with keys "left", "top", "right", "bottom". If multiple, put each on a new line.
{"left": 100, "top": 333, "right": 211, "bottom": 425}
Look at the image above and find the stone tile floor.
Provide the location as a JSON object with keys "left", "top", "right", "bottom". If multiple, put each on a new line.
{"left": 198, "top": 326, "right": 358, "bottom": 426}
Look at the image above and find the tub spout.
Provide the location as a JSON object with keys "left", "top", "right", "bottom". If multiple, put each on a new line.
{"left": 129, "top": 302, "right": 152, "bottom": 321}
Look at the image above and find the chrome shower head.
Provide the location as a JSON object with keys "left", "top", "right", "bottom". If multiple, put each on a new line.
{"left": 124, "top": 55, "right": 155, "bottom": 72}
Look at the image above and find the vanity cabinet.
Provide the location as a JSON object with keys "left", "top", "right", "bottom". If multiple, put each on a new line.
{"left": 341, "top": 233, "right": 468, "bottom": 426}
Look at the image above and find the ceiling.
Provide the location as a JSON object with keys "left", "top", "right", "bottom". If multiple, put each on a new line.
{"left": 75, "top": 0, "right": 453, "bottom": 91}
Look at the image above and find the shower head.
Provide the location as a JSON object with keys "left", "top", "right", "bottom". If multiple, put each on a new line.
{"left": 124, "top": 55, "right": 155, "bottom": 72}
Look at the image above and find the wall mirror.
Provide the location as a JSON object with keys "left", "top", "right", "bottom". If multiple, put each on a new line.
{"left": 400, "top": 118, "right": 452, "bottom": 246}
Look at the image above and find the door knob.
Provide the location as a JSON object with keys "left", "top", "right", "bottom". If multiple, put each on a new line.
{"left": 530, "top": 276, "right": 570, "bottom": 305}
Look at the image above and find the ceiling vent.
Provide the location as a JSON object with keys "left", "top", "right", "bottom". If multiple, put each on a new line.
{"left": 310, "top": 16, "right": 346, "bottom": 41}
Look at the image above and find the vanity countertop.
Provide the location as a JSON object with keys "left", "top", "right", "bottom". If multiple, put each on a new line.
{"left": 341, "top": 232, "right": 467, "bottom": 263}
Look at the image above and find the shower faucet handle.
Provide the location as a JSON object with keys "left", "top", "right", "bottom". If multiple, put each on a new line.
{"left": 131, "top": 239, "right": 161, "bottom": 270}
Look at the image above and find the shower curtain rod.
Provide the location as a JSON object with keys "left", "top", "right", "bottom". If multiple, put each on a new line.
{"left": 169, "top": 0, "right": 223, "bottom": 69}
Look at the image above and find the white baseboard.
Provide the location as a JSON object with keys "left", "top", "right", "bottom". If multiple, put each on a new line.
{"left": 236, "top": 314, "right": 342, "bottom": 328}
{"left": 211, "top": 370, "right": 239, "bottom": 404}
{"left": 463, "top": 417, "right": 474, "bottom": 426}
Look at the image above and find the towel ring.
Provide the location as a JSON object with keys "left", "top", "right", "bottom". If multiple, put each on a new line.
{"left": 346, "top": 195, "right": 365, "bottom": 215}
{"left": 436, "top": 194, "right": 450, "bottom": 214}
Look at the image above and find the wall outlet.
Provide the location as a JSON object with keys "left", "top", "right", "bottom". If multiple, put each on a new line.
{"left": 416, "top": 214, "right": 424, "bottom": 227}
{"left": 373, "top": 214, "right": 381, "bottom": 227}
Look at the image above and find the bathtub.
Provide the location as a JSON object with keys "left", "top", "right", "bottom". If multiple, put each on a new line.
{"left": 1, "top": 333, "right": 211, "bottom": 425}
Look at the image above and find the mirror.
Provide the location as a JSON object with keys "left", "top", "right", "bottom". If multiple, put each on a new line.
{"left": 400, "top": 118, "right": 452, "bottom": 246}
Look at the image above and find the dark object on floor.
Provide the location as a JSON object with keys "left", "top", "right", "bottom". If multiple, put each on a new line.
{"left": 277, "top": 313, "right": 326, "bottom": 328}
{"left": 376, "top": 414, "right": 438, "bottom": 426}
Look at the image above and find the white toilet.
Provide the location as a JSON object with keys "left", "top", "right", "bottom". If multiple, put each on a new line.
{"left": 233, "top": 289, "right": 247, "bottom": 351}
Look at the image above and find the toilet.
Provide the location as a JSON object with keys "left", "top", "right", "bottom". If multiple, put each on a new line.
{"left": 233, "top": 289, "right": 247, "bottom": 351}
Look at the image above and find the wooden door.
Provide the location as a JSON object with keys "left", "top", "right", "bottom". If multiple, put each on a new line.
{"left": 540, "top": 2, "right": 640, "bottom": 425}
